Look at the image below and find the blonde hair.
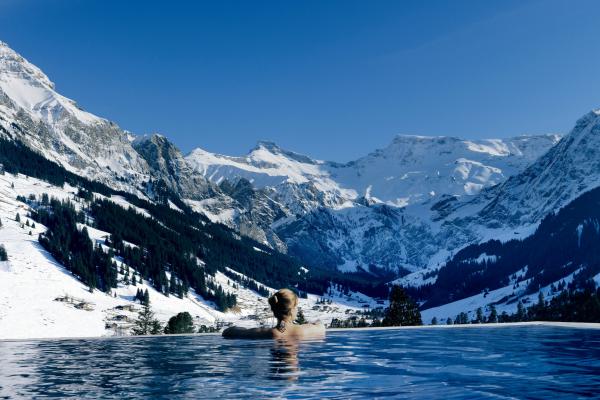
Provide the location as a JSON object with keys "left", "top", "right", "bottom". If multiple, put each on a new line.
{"left": 268, "top": 288, "right": 298, "bottom": 320}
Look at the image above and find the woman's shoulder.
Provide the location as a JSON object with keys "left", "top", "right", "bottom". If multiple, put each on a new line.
{"left": 287, "top": 322, "right": 326, "bottom": 339}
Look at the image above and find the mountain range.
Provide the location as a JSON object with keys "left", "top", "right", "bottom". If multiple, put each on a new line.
{"left": 1, "top": 39, "right": 599, "bottom": 332}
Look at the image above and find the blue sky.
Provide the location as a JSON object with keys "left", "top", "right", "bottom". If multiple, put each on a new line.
{"left": 1, "top": 0, "right": 600, "bottom": 161}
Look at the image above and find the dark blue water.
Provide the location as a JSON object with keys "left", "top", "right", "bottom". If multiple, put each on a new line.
{"left": 1, "top": 326, "right": 599, "bottom": 399}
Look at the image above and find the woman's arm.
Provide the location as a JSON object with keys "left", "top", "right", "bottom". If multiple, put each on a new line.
{"left": 222, "top": 326, "right": 274, "bottom": 339}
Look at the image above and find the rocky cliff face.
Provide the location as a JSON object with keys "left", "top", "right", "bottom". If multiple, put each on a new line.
{"left": 0, "top": 41, "right": 150, "bottom": 192}
{"left": 132, "top": 134, "right": 215, "bottom": 199}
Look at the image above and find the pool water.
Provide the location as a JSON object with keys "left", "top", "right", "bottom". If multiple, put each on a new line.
{"left": 1, "top": 326, "right": 599, "bottom": 399}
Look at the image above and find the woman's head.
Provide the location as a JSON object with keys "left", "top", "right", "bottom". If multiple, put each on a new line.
{"left": 268, "top": 289, "right": 298, "bottom": 321}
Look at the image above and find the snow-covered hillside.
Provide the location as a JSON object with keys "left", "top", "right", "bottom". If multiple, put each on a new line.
{"left": 0, "top": 172, "right": 379, "bottom": 340}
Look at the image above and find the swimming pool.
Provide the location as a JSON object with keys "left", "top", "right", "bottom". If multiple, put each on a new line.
{"left": 1, "top": 325, "right": 599, "bottom": 398}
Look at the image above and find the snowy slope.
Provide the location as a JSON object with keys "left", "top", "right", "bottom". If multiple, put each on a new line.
{"left": 0, "top": 172, "right": 375, "bottom": 339}
{"left": 421, "top": 268, "right": 584, "bottom": 325}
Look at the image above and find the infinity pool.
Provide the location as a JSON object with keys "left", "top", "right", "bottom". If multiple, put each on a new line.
{"left": 1, "top": 325, "right": 599, "bottom": 399}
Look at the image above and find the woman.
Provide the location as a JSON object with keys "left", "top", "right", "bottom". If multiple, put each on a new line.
{"left": 222, "top": 289, "right": 325, "bottom": 339}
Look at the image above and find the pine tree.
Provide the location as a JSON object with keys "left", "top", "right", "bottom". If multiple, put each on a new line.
{"left": 431, "top": 317, "right": 438, "bottom": 325}
{"left": 516, "top": 301, "right": 526, "bottom": 322}
{"left": 446, "top": 317, "right": 453, "bottom": 325}
{"left": 537, "top": 292, "right": 545, "bottom": 308}
{"left": 454, "top": 312, "right": 468, "bottom": 325}
{"left": 15, "top": 213, "right": 20, "bottom": 223}
{"left": 0, "top": 245, "right": 7, "bottom": 261}
{"left": 382, "top": 285, "right": 422, "bottom": 326}
{"left": 131, "top": 304, "right": 162, "bottom": 335}
{"left": 169, "top": 273, "right": 177, "bottom": 294}
{"left": 476, "top": 307, "right": 484, "bottom": 323}
{"left": 295, "top": 308, "right": 307, "bottom": 325}
{"left": 143, "top": 289, "right": 150, "bottom": 306}
{"left": 488, "top": 305, "right": 498, "bottom": 323}
{"left": 132, "top": 274, "right": 137, "bottom": 286}
{"left": 460, "top": 312, "right": 469, "bottom": 324}
{"left": 164, "top": 312, "right": 195, "bottom": 334}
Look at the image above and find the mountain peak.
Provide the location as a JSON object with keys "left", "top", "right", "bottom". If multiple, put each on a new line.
{"left": 253, "top": 140, "right": 282, "bottom": 153}
{"left": 0, "top": 40, "right": 55, "bottom": 90}
{"left": 250, "top": 140, "right": 319, "bottom": 166}
{"left": 0, "top": 39, "right": 150, "bottom": 190}
{"left": 133, "top": 133, "right": 168, "bottom": 146}
{"left": 392, "top": 134, "right": 456, "bottom": 141}
{"left": 471, "top": 108, "right": 600, "bottom": 225}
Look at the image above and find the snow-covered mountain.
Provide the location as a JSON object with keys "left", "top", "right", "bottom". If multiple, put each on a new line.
{"left": 399, "top": 107, "right": 600, "bottom": 298}
{"left": 187, "top": 135, "right": 560, "bottom": 208}
{"left": 185, "top": 134, "right": 560, "bottom": 270}
{"left": 0, "top": 41, "right": 150, "bottom": 191}
{"left": 456, "top": 110, "right": 600, "bottom": 226}
{"left": 419, "top": 160, "right": 600, "bottom": 325}
{"left": 0, "top": 40, "right": 564, "bottom": 274}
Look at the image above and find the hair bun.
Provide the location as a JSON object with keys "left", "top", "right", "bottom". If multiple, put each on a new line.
{"left": 268, "top": 289, "right": 297, "bottom": 320}
{"left": 269, "top": 294, "right": 279, "bottom": 307}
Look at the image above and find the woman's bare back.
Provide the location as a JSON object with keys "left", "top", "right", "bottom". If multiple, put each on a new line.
{"left": 222, "top": 322, "right": 325, "bottom": 340}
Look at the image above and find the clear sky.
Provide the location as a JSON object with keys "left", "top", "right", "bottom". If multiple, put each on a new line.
{"left": 1, "top": 0, "right": 600, "bottom": 161}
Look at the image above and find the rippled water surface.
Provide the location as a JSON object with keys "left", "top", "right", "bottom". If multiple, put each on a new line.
{"left": 1, "top": 326, "right": 599, "bottom": 399}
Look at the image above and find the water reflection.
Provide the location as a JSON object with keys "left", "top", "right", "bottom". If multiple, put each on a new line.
{"left": 269, "top": 339, "right": 299, "bottom": 381}
{"left": 0, "top": 327, "right": 599, "bottom": 399}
